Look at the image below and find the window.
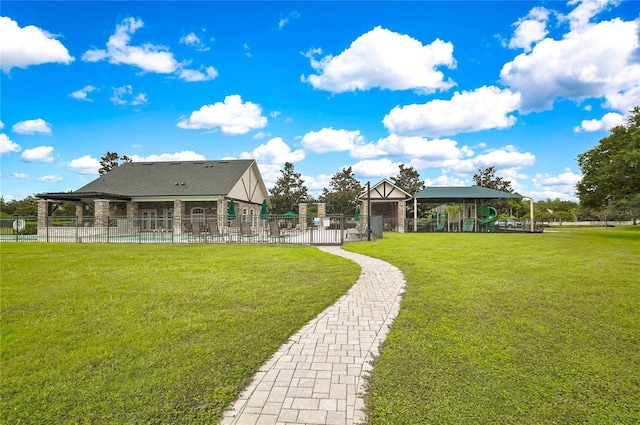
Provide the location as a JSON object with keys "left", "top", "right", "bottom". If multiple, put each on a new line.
{"left": 191, "top": 207, "right": 205, "bottom": 222}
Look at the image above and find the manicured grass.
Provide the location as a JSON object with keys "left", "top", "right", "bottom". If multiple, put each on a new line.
{"left": 346, "top": 227, "right": 640, "bottom": 424}
{"left": 0, "top": 243, "right": 360, "bottom": 423}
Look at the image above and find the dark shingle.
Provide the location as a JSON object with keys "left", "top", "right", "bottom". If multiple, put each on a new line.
{"left": 76, "top": 160, "right": 256, "bottom": 197}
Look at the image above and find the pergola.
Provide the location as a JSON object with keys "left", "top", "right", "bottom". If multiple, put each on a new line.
{"left": 411, "top": 186, "right": 534, "bottom": 232}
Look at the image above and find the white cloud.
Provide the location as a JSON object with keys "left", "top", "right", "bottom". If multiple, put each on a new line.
{"left": 82, "top": 17, "right": 217, "bottom": 82}
{"left": 604, "top": 86, "right": 640, "bottom": 114}
{"left": 8, "top": 172, "right": 29, "bottom": 179}
{"left": 0, "top": 133, "right": 21, "bottom": 155}
{"left": 508, "top": 7, "right": 550, "bottom": 51}
{"left": 130, "top": 151, "right": 205, "bottom": 162}
{"left": 39, "top": 175, "right": 63, "bottom": 183}
{"left": 21, "top": 146, "right": 54, "bottom": 163}
{"left": 177, "top": 66, "right": 218, "bottom": 82}
{"left": 83, "top": 17, "right": 179, "bottom": 73}
{"left": 179, "top": 32, "right": 210, "bottom": 51}
{"left": 68, "top": 155, "right": 100, "bottom": 174}
{"left": 110, "top": 85, "right": 148, "bottom": 106}
{"left": 177, "top": 95, "right": 268, "bottom": 135}
{"left": 500, "top": 16, "right": 640, "bottom": 112}
{"left": 352, "top": 158, "right": 402, "bottom": 179}
{"left": 530, "top": 168, "right": 582, "bottom": 200}
{"left": 375, "top": 134, "right": 464, "bottom": 160}
{"left": 12, "top": 118, "right": 52, "bottom": 135}
{"left": 383, "top": 86, "right": 521, "bottom": 137}
{"left": 423, "top": 174, "right": 467, "bottom": 187}
{"left": 0, "top": 16, "right": 74, "bottom": 73}
{"left": 70, "top": 85, "right": 98, "bottom": 102}
{"left": 240, "top": 137, "right": 305, "bottom": 164}
{"left": 278, "top": 11, "right": 300, "bottom": 29}
{"left": 566, "top": 0, "right": 620, "bottom": 31}
{"left": 301, "top": 128, "right": 365, "bottom": 154}
{"left": 303, "top": 26, "right": 456, "bottom": 94}
{"left": 253, "top": 132, "right": 271, "bottom": 140}
{"left": 472, "top": 145, "right": 535, "bottom": 169}
{"left": 573, "top": 111, "right": 625, "bottom": 132}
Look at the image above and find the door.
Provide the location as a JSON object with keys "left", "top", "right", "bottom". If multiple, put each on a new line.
{"left": 141, "top": 210, "right": 157, "bottom": 231}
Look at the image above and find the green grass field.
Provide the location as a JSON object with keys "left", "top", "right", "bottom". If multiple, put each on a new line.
{"left": 345, "top": 227, "right": 640, "bottom": 424}
{"left": 0, "top": 243, "right": 360, "bottom": 423}
{"left": 2, "top": 227, "right": 639, "bottom": 424}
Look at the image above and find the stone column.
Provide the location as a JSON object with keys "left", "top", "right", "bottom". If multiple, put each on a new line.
{"left": 94, "top": 199, "right": 110, "bottom": 233}
{"left": 173, "top": 199, "right": 184, "bottom": 234}
{"left": 298, "top": 203, "right": 307, "bottom": 230}
{"left": 75, "top": 202, "right": 83, "bottom": 218}
{"left": 125, "top": 202, "right": 138, "bottom": 234}
{"left": 397, "top": 200, "right": 406, "bottom": 232}
{"left": 37, "top": 199, "right": 49, "bottom": 240}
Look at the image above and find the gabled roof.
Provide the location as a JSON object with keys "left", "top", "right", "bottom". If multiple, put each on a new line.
{"left": 359, "top": 179, "right": 412, "bottom": 201}
{"left": 413, "top": 186, "right": 523, "bottom": 203}
{"left": 38, "top": 160, "right": 269, "bottom": 203}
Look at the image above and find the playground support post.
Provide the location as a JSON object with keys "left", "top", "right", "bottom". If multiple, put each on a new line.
{"left": 523, "top": 197, "right": 534, "bottom": 232}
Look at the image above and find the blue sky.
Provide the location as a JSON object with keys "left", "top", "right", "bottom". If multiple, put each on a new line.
{"left": 1, "top": 0, "right": 638, "bottom": 202}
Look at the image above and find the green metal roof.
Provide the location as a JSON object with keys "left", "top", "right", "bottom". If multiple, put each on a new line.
{"left": 413, "top": 186, "right": 524, "bottom": 203}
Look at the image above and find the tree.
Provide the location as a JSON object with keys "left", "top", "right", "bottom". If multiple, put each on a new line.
{"left": 99, "top": 151, "right": 132, "bottom": 175}
{"left": 391, "top": 164, "right": 424, "bottom": 196}
{"left": 577, "top": 106, "right": 640, "bottom": 219}
{"left": 391, "top": 164, "right": 426, "bottom": 217}
{"left": 472, "top": 166, "right": 513, "bottom": 192}
{"left": 319, "top": 167, "right": 364, "bottom": 214}
{"left": 268, "top": 162, "right": 311, "bottom": 214}
{"left": 472, "top": 166, "right": 522, "bottom": 215}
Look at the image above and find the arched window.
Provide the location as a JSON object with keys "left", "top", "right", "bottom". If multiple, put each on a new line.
{"left": 191, "top": 207, "right": 205, "bottom": 222}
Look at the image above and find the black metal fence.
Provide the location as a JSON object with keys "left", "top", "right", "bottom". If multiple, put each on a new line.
{"left": 0, "top": 215, "right": 376, "bottom": 245}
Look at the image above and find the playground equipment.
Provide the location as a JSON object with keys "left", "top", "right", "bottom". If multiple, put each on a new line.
{"left": 478, "top": 205, "right": 498, "bottom": 231}
{"left": 418, "top": 212, "right": 448, "bottom": 231}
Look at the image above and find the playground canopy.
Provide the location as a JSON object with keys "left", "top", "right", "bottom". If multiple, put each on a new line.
{"left": 412, "top": 186, "right": 523, "bottom": 204}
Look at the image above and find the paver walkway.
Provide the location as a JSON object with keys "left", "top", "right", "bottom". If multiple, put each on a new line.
{"left": 220, "top": 246, "right": 406, "bottom": 425}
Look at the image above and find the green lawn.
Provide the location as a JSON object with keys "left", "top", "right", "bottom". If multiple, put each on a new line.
{"left": 345, "top": 227, "right": 640, "bottom": 424}
{"left": 0, "top": 243, "right": 360, "bottom": 424}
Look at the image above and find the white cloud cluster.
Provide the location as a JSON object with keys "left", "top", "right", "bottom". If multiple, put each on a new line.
{"left": 508, "top": 7, "right": 550, "bottom": 51}
{"left": 303, "top": 26, "right": 456, "bottom": 94}
{"left": 574, "top": 111, "right": 625, "bottom": 132}
{"left": 179, "top": 32, "right": 210, "bottom": 51}
{"left": 240, "top": 137, "right": 305, "bottom": 164}
{"left": 0, "top": 16, "right": 74, "bottom": 73}
{"left": 9, "top": 172, "right": 29, "bottom": 180}
{"left": 471, "top": 145, "right": 535, "bottom": 169}
{"left": 374, "top": 135, "right": 463, "bottom": 160}
{"left": 351, "top": 158, "right": 402, "bottom": 178}
{"left": 68, "top": 155, "right": 100, "bottom": 174}
{"left": 21, "top": 146, "right": 54, "bottom": 163}
{"left": 69, "top": 85, "right": 98, "bottom": 102}
{"left": 83, "top": 17, "right": 217, "bottom": 82}
{"left": 177, "top": 95, "right": 268, "bottom": 135}
{"left": 278, "top": 11, "right": 300, "bottom": 30}
{"left": 301, "top": 128, "right": 365, "bottom": 154}
{"left": 110, "top": 85, "right": 148, "bottom": 106}
{"left": 566, "top": 0, "right": 619, "bottom": 31}
{"left": 39, "top": 175, "right": 63, "bottom": 183}
{"left": 178, "top": 66, "right": 218, "bottom": 82}
{"left": 383, "top": 86, "right": 521, "bottom": 137}
{"left": 130, "top": 151, "right": 205, "bottom": 162}
{"left": 0, "top": 133, "right": 21, "bottom": 155}
{"left": 12, "top": 118, "right": 52, "bottom": 135}
{"left": 501, "top": 15, "right": 639, "bottom": 112}
{"left": 531, "top": 168, "right": 582, "bottom": 200}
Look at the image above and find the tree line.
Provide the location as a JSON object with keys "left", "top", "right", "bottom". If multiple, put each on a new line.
{"left": 3, "top": 107, "right": 638, "bottom": 222}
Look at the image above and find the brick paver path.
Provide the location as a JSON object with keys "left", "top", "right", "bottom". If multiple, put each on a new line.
{"left": 220, "top": 246, "right": 406, "bottom": 425}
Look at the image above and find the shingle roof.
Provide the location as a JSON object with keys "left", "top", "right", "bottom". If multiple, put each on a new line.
{"left": 413, "top": 186, "right": 524, "bottom": 203}
{"left": 74, "top": 160, "right": 256, "bottom": 197}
